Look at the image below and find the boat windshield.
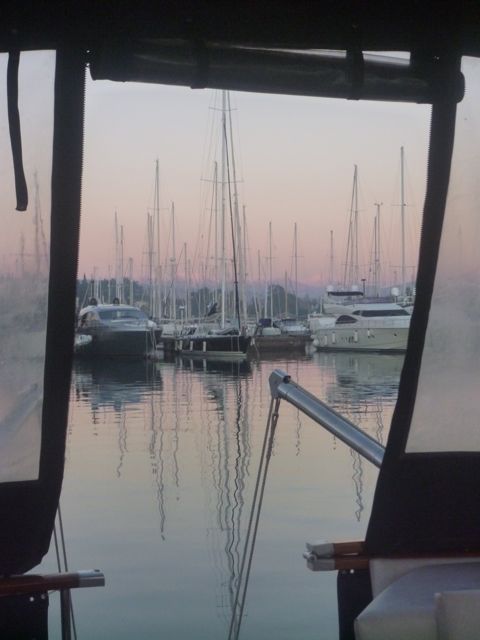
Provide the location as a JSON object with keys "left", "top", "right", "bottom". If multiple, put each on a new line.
{"left": 98, "top": 309, "right": 148, "bottom": 321}
{"left": 353, "top": 309, "right": 410, "bottom": 317}
{"left": 336, "top": 315, "right": 357, "bottom": 324}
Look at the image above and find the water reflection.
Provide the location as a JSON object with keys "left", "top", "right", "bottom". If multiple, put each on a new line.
{"left": 178, "top": 358, "right": 252, "bottom": 622}
{"left": 313, "top": 351, "right": 404, "bottom": 522}
{"left": 176, "top": 355, "right": 252, "bottom": 377}
{"left": 74, "top": 358, "right": 162, "bottom": 412}
{"left": 350, "top": 450, "right": 364, "bottom": 522}
{"left": 62, "top": 352, "right": 402, "bottom": 639}
{"left": 318, "top": 352, "right": 403, "bottom": 403}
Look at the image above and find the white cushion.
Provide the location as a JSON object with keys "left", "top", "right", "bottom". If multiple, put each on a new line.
{"left": 370, "top": 557, "right": 480, "bottom": 597}
{"left": 355, "top": 562, "right": 480, "bottom": 640}
{"left": 436, "top": 589, "right": 480, "bottom": 640}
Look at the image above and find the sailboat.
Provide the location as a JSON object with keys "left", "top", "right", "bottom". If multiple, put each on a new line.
{"left": 251, "top": 221, "right": 311, "bottom": 354}
{"left": 177, "top": 90, "right": 250, "bottom": 359}
{"left": 311, "top": 170, "right": 411, "bottom": 352}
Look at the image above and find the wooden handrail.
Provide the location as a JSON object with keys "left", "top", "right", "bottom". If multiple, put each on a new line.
{"left": 304, "top": 541, "right": 480, "bottom": 572}
{"left": 0, "top": 570, "right": 105, "bottom": 596}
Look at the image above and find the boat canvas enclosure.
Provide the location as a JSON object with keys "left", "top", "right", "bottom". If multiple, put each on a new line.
{"left": 1, "top": 1, "right": 480, "bottom": 636}
{"left": 365, "top": 56, "right": 480, "bottom": 556}
{"left": 0, "top": 49, "right": 84, "bottom": 575}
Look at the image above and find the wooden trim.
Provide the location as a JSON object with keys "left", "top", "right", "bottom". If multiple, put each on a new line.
{"left": 0, "top": 571, "right": 105, "bottom": 596}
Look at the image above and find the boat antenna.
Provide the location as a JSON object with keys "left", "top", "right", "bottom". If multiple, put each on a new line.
{"left": 223, "top": 111, "right": 242, "bottom": 332}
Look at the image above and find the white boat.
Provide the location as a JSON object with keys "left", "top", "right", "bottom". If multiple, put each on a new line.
{"left": 276, "top": 317, "right": 310, "bottom": 336}
{"left": 311, "top": 302, "right": 410, "bottom": 352}
{"left": 320, "top": 288, "right": 366, "bottom": 315}
{"left": 75, "top": 301, "right": 160, "bottom": 357}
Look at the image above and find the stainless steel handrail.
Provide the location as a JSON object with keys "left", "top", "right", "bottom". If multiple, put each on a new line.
{"left": 269, "top": 369, "right": 385, "bottom": 468}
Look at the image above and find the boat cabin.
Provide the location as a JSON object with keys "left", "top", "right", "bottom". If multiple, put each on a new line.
{"left": 77, "top": 303, "right": 151, "bottom": 328}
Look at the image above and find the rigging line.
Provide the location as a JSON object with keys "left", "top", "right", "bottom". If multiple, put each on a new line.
{"left": 227, "top": 395, "right": 275, "bottom": 640}
{"left": 234, "top": 396, "right": 281, "bottom": 640}
{"left": 227, "top": 396, "right": 280, "bottom": 640}
{"left": 57, "top": 505, "right": 69, "bottom": 573}
{"left": 53, "top": 519, "right": 62, "bottom": 572}
{"left": 56, "top": 505, "right": 78, "bottom": 640}
{"left": 203, "top": 162, "right": 218, "bottom": 285}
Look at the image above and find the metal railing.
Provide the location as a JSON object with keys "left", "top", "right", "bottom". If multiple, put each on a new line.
{"left": 269, "top": 369, "right": 385, "bottom": 468}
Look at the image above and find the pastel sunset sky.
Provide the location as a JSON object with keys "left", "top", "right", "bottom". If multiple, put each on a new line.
{"left": 1, "top": 51, "right": 431, "bottom": 292}
{"left": 80, "top": 75, "right": 430, "bottom": 289}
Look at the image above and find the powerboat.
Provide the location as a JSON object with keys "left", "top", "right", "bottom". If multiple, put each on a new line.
{"left": 75, "top": 301, "right": 160, "bottom": 357}
{"left": 311, "top": 302, "right": 410, "bottom": 352}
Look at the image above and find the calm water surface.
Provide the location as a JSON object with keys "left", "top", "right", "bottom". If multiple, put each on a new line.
{"left": 40, "top": 350, "right": 403, "bottom": 639}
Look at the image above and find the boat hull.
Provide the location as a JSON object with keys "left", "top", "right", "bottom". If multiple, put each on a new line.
{"left": 176, "top": 335, "right": 251, "bottom": 359}
{"left": 250, "top": 334, "right": 311, "bottom": 353}
{"left": 75, "top": 328, "right": 158, "bottom": 357}
{"left": 313, "top": 325, "right": 409, "bottom": 352}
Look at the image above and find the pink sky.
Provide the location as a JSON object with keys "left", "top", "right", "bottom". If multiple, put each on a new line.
{"left": 0, "top": 52, "right": 431, "bottom": 291}
{"left": 80, "top": 78, "right": 430, "bottom": 289}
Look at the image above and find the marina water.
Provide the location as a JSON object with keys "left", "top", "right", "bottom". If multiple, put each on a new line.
{"left": 40, "top": 351, "right": 403, "bottom": 639}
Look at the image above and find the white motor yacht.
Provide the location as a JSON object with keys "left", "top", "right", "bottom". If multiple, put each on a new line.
{"left": 311, "top": 302, "right": 410, "bottom": 352}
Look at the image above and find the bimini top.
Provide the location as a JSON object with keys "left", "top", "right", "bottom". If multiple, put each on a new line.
{"left": 0, "top": 0, "right": 478, "bottom": 577}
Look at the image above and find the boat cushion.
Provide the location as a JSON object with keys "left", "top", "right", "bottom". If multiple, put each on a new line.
{"left": 355, "top": 562, "right": 480, "bottom": 640}
{"left": 435, "top": 589, "right": 480, "bottom": 640}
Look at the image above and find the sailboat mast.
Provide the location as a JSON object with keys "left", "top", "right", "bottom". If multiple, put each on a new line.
{"left": 329, "top": 229, "right": 334, "bottom": 284}
{"left": 374, "top": 202, "right": 382, "bottom": 296}
{"left": 354, "top": 165, "right": 359, "bottom": 284}
{"left": 171, "top": 202, "right": 176, "bottom": 320}
{"left": 184, "top": 242, "right": 188, "bottom": 322}
{"left": 114, "top": 211, "right": 121, "bottom": 300}
{"left": 223, "top": 97, "right": 242, "bottom": 332}
{"left": 213, "top": 161, "right": 218, "bottom": 303}
{"left": 343, "top": 165, "right": 358, "bottom": 287}
{"left": 269, "top": 221, "right": 273, "bottom": 318}
{"left": 93, "top": 266, "right": 98, "bottom": 300}
{"left": 120, "top": 224, "right": 124, "bottom": 302}
{"left": 243, "top": 205, "right": 248, "bottom": 322}
{"left": 221, "top": 91, "right": 227, "bottom": 327}
{"left": 226, "top": 92, "right": 246, "bottom": 324}
{"left": 264, "top": 258, "right": 268, "bottom": 318}
{"left": 400, "top": 146, "right": 406, "bottom": 297}
{"left": 294, "top": 222, "right": 298, "bottom": 319}
{"left": 187, "top": 258, "right": 191, "bottom": 320}
{"left": 129, "top": 257, "right": 134, "bottom": 304}
{"left": 155, "top": 158, "right": 162, "bottom": 320}
{"left": 147, "top": 213, "right": 154, "bottom": 314}
{"left": 256, "top": 249, "right": 261, "bottom": 321}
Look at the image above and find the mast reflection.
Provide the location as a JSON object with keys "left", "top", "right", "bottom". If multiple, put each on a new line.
{"left": 180, "top": 357, "right": 252, "bottom": 624}
{"left": 315, "top": 351, "right": 403, "bottom": 521}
